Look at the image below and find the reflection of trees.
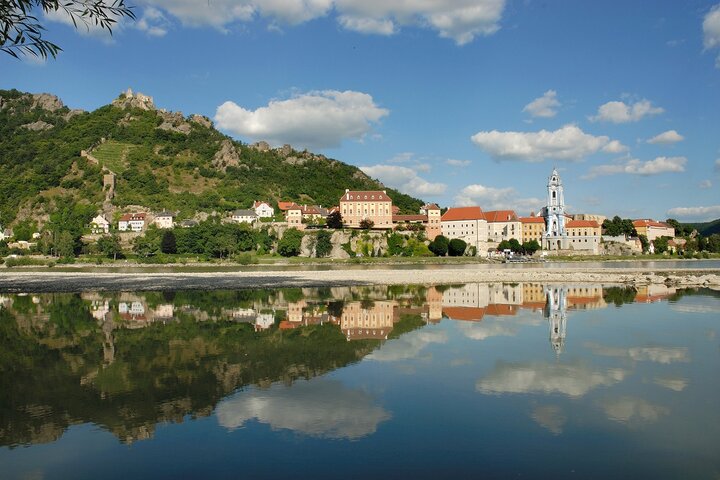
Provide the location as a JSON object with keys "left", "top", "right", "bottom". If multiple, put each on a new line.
{"left": 0, "top": 293, "right": 425, "bottom": 448}
{"left": 603, "top": 286, "right": 637, "bottom": 307}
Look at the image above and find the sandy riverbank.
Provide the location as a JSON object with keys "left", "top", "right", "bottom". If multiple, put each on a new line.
{"left": 0, "top": 266, "right": 719, "bottom": 292}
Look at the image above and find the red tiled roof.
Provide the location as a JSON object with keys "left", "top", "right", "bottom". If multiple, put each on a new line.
{"left": 519, "top": 216, "right": 545, "bottom": 224}
{"left": 484, "top": 210, "right": 518, "bottom": 223}
{"left": 392, "top": 206, "right": 400, "bottom": 214}
{"left": 340, "top": 190, "right": 391, "bottom": 202}
{"left": 443, "top": 307, "right": 486, "bottom": 322}
{"left": 566, "top": 220, "right": 599, "bottom": 228}
{"left": 394, "top": 214, "right": 427, "bottom": 222}
{"left": 253, "top": 200, "right": 271, "bottom": 208}
{"left": 485, "top": 304, "right": 517, "bottom": 316}
{"left": 633, "top": 219, "right": 671, "bottom": 228}
{"left": 119, "top": 213, "right": 146, "bottom": 222}
{"left": 441, "top": 206, "right": 485, "bottom": 221}
{"left": 422, "top": 203, "right": 440, "bottom": 210}
{"left": 278, "top": 201, "right": 296, "bottom": 211}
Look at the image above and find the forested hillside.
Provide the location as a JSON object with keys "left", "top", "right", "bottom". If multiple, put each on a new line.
{"left": 0, "top": 89, "right": 423, "bottom": 232}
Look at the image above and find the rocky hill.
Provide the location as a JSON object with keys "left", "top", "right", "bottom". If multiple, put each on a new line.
{"left": 0, "top": 88, "right": 423, "bottom": 233}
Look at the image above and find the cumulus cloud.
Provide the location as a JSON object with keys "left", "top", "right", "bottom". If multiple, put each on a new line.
{"left": 214, "top": 90, "right": 388, "bottom": 149}
{"left": 139, "top": 0, "right": 505, "bottom": 43}
{"left": 216, "top": 378, "right": 390, "bottom": 439}
{"left": 601, "top": 140, "right": 629, "bottom": 154}
{"left": 647, "top": 130, "right": 684, "bottom": 145}
{"left": 666, "top": 205, "right": 720, "bottom": 220}
{"left": 476, "top": 360, "right": 627, "bottom": 398}
{"left": 653, "top": 376, "right": 688, "bottom": 392}
{"left": 583, "top": 156, "right": 687, "bottom": 179}
{"left": 699, "top": 180, "right": 713, "bottom": 189}
{"left": 456, "top": 321, "right": 517, "bottom": 341}
{"left": 446, "top": 159, "right": 471, "bottom": 167}
{"left": 598, "top": 396, "right": 670, "bottom": 424}
{"left": 531, "top": 405, "right": 567, "bottom": 435}
{"left": 367, "top": 330, "right": 447, "bottom": 362}
{"left": 584, "top": 343, "right": 689, "bottom": 364}
{"left": 523, "top": 90, "right": 561, "bottom": 118}
{"left": 136, "top": 7, "right": 171, "bottom": 36}
{"left": 590, "top": 99, "right": 664, "bottom": 123}
{"left": 44, "top": 7, "right": 124, "bottom": 41}
{"left": 361, "top": 164, "right": 446, "bottom": 196}
{"left": 471, "top": 125, "right": 611, "bottom": 162}
{"left": 454, "top": 184, "right": 544, "bottom": 213}
{"left": 703, "top": 4, "right": 720, "bottom": 50}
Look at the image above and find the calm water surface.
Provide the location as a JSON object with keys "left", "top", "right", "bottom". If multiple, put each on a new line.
{"left": 1, "top": 283, "right": 718, "bottom": 479}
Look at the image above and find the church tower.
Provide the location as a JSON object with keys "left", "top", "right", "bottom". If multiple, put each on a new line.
{"left": 543, "top": 168, "right": 568, "bottom": 250}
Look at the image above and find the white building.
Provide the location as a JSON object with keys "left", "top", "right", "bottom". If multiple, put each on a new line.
{"left": 484, "top": 210, "right": 521, "bottom": 244}
{"left": 231, "top": 209, "right": 257, "bottom": 224}
{"left": 440, "top": 206, "right": 489, "bottom": 256}
{"left": 154, "top": 211, "right": 175, "bottom": 229}
{"left": 253, "top": 201, "right": 275, "bottom": 218}
{"left": 118, "top": 213, "right": 146, "bottom": 232}
{"left": 90, "top": 215, "right": 110, "bottom": 234}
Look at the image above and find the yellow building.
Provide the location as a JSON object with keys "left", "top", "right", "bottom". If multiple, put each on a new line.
{"left": 632, "top": 219, "right": 675, "bottom": 241}
{"left": 519, "top": 216, "right": 545, "bottom": 244}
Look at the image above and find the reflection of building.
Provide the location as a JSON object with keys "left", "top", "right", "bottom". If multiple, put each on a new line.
{"left": 341, "top": 301, "right": 395, "bottom": 340}
{"left": 544, "top": 287, "right": 568, "bottom": 355}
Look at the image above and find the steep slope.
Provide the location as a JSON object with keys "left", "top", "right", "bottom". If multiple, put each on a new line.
{"left": 0, "top": 89, "right": 424, "bottom": 232}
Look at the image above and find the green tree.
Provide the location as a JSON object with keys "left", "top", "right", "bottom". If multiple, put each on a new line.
{"left": 522, "top": 240, "right": 540, "bottom": 255}
{"left": 326, "top": 211, "right": 343, "bottom": 229}
{"left": 508, "top": 238, "right": 522, "bottom": 253}
{"left": 132, "top": 234, "right": 159, "bottom": 258}
{"left": 653, "top": 236, "right": 670, "bottom": 254}
{"left": 160, "top": 230, "right": 177, "bottom": 254}
{"left": 12, "top": 219, "right": 36, "bottom": 241}
{"left": 315, "top": 230, "right": 333, "bottom": 257}
{"left": 448, "top": 238, "right": 467, "bottom": 256}
{"left": 359, "top": 219, "right": 374, "bottom": 230}
{"left": 97, "top": 234, "right": 122, "bottom": 259}
{"left": 428, "top": 235, "right": 449, "bottom": 256}
{"left": 277, "top": 228, "right": 303, "bottom": 257}
{"left": 55, "top": 231, "right": 75, "bottom": 258}
{"left": 1, "top": 0, "right": 136, "bottom": 59}
{"left": 638, "top": 234, "right": 649, "bottom": 253}
{"left": 387, "top": 233, "right": 405, "bottom": 256}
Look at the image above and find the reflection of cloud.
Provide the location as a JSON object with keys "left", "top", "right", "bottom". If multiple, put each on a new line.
{"left": 476, "top": 361, "right": 627, "bottom": 398}
{"left": 216, "top": 379, "right": 390, "bottom": 439}
{"left": 584, "top": 343, "right": 689, "bottom": 364}
{"left": 457, "top": 321, "right": 517, "bottom": 340}
{"left": 367, "top": 330, "right": 447, "bottom": 362}
{"left": 670, "top": 304, "right": 720, "bottom": 315}
{"left": 531, "top": 405, "right": 566, "bottom": 435}
{"left": 598, "top": 397, "right": 669, "bottom": 424}
{"left": 450, "top": 358, "right": 472, "bottom": 367}
{"left": 653, "top": 376, "right": 688, "bottom": 392}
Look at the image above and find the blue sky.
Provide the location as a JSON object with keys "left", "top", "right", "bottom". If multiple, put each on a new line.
{"left": 2, "top": 0, "right": 719, "bottom": 221}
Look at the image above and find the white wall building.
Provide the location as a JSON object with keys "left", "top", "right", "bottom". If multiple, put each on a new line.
{"left": 440, "top": 206, "right": 489, "bottom": 256}
{"left": 253, "top": 201, "right": 275, "bottom": 218}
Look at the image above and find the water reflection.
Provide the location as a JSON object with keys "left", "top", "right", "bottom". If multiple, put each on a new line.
{"left": 0, "top": 282, "right": 717, "bottom": 473}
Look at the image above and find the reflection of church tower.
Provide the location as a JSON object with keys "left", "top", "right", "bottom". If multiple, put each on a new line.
{"left": 543, "top": 286, "right": 567, "bottom": 355}
{"left": 543, "top": 168, "right": 567, "bottom": 251}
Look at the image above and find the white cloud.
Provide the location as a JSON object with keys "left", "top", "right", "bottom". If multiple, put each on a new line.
{"left": 666, "top": 205, "right": 720, "bottom": 220}
{"left": 531, "top": 405, "right": 566, "bottom": 435}
{"left": 476, "top": 360, "right": 627, "bottom": 398}
{"left": 456, "top": 321, "right": 517, "bottom": 341}
{"left": 471, "top": 125, "right": 611, "bottom": 162}
{"left": 216, "top": 378, "right": 390, "bottom": 439}
{"left": 523, "top": 90, "right": 561, "bottom": 118}
{"left": 361, "top": 164, "right": 446, "bottom": 196}
{"left": 388, "top": 152, "right": 414, "bottom": 163}
{"left": 653, "top": 376, "right": 688, "bottom": 392}
{"left": 647, "top": 130, "right": 684, "bottom": 145}
{"left": 445, "top": 159, "right": 471, "bottom": 167}
{"left": 703, "top": 4, "right": 720, "bottom": 50}
{"left": 584, "top": 343, "right": 689, "bottom": 364}
{"left": 44, "top": 8, "right": 123, "bottom": 41}
{"left": 454, "top": 184, "right": 544, "bottom": 213}
{"left": 140, "top": 0, "right": 505, "bottom": 44}
{"left": 583, "top": 156, "right": 687, "bottom": 179}
{"left": 136, "top": 7, "right": 171, "bottom": 36}
{"left": 214, "top": 90, "right": 388, "bottom": 149}
{"left": 590, "top": 99, "right": 664, "bottom": 123}
{"left": 598, "top": 397, "right": 669, "bottom": 424}
{"left": 601, "top": 140, "right": 629, "bottom": 154}
{"left": 699, "top": 180, "right": 713, "bottom": 189}
{"left": 367, "top": 330, "right": 447, "bottom": 362}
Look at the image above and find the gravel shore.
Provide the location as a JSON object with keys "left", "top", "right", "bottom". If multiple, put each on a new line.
{"left": 0, "top": 266, "right": 719, "bottom": 293}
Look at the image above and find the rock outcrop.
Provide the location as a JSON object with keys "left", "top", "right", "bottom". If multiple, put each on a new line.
{"left": 31, "top": 93, "right": 64, "bottom": 111}
{"left": 212, "top": 139, "right": 242, "bottom": 172}
{"left": 157, "top": 111, "right": 191, "bottom": 135}
{"left": 112, "top": 88, "right": 155, "bottom": 111}
{"left": 190, "top": 114, "right": 212, "bottom": 128}
{"left": 21, "top": 120, "right": 54, "bottom": 131}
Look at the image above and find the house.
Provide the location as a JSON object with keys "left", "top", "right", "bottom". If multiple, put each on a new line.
{"left": 300, "top": 205, "right": 326, "bottom": 223}
{"left": 440, "top": 206, "right": 488, "bottom": 256}
{"left": 565, "top": 219, "right": 602, "bottom": 253}
{"left": 339, "top": 189, "right": 393, "bottom": 229}
{"left": 253, "top": 201, "right": 275, "bottom": 218}
{"left": 278, "top": 201, "right": 297, "bottom": 212}
{"left": 179, "top": 219, "right": 198, "bottom": 228}
{"left": 118, "top": 213, "right": 146, "bottom": 232}
{"left": 519, "top": 216, "right": 545, "bottom": 245}
{"left": 285, "top": 204, "right": 304, "bottom": 229}
{"left": 633, "top": 219, "right": 675, "bottom": 241}
{"left": 484, "top": 210, "right": 521, "bottom": 244}
{"left": 154, "top": 211, "right": 175, "bottom": 229}
{"left": 90, "top": 214, "right": 110, "bottom": 234}
{"left": 231, "top": 209, "right": 258, "bottom": 224}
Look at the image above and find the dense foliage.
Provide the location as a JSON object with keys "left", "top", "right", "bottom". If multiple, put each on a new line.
{"left": 448, "top": 238, "right": 467, "bottom": 256}
{"left": 602, "top": 216, "right": 637, "bottom": 237}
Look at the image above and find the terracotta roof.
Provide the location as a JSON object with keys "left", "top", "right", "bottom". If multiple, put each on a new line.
{"left": 633, "top": 219, "right": 672, "bottom": 229}
{"left": 253, "top": 200, "right": 271, "bottom": 208}
{"left": 392, "top": 206, "right": 400, "bottom": 214}
{"left": 394, "top": 214, "right": 427, "bottom": 222}
{"left": 566, "top": 220, "right": 599, "bottom": 228}
{"left": 422, "top": 203, "right": 440, "bottom": 210}
{"left": 485, "top": 304, "right": 517, "bottom": 316}
{"left": 119, "top": 213, "right": 146, "bottom": 222}
{"left": 519, "top": 216, "right": 545, "bottom": 224}
{"left": 443, "top": 307, "right": 486, "bottom": 322}
{"left": 341, "top": 190, "right": 391, "bottom": 202}
{"left": 278, "top": 201, "right": 296, "bottom": 211}
{"left": 441, "top": 206, "right": 485, "bottom": 222}
{"left": 484, "top": 210, "right": 518, "bottom": 223}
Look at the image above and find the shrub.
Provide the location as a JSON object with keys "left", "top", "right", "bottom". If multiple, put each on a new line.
{"left": 448, "top": 238, "right": 467, "bottom": 257}
{"left": 277, "top": 228, "right": 303, "bottom": 257}
{"left": 428, "top": 235, "right": 449, "bottom": 256}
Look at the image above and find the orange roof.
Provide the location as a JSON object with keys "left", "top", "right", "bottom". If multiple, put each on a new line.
{"left": 566, "top": 220, "right": 599, "bottom": 228}
{"left": 443, "top": 306, "right": 486, "bottom": 322}
{"left": 253, "top": 200, "right": 271, "bottom": 208}
{"left": 484, "top": 210, "right": 518, "bottom": 223}
{"left": 485, "top": 304, "right": 517, "bottom": 316}
{"left": 633, "top": 219, "right": 671, "bottom": 228}
{"left": 278, "top": 201, "right": 296, "bottom": 211}
{"left": 119, "top": 213, "right": 146, "bottom": 222}
{"left": 341, "top": 190, "right": 392, "bottom": 202}
{"left": 519, "top": 216, "right": 545, "bottom": 224}
{"left": 422, "top": 203, "right": 441, "bottom": 210}
{"left": 441, "top": 206, "right": 485, "bottom": 221}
